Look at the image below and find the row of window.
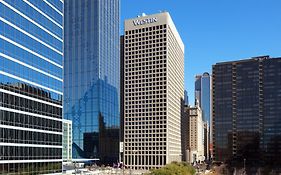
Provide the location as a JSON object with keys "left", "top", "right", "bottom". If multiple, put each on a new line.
{"left": 0, "top": 92, "right": 62, "bottom": 119}
{"left": 125, "top": 137, "right": 166, "bottom": 142}
{"left": 0, "top": 146, "right": 62, "bottom": 159}
{"left": 126, "top": 46, "right": 166, "bottom": 52}
{"left": 125, "top": 97, "right": 166, "bottom": 102}
{"left": 125, "top": 50, "right": 167, "bottom": 56}
{"left": 0, "top": 128, "right": 62, "bottom": 145}
{"left": 125, "top": 113, "right": 167, "bottom": 117}
{"left": 125, "top": 40, "right": 166, "bottom": 48}
{"left": 126, "top": 124, "right": 167, "bottom": 129}
{"left": 126, "top": 34, "right": 166, "bottom": 42}
{"left": 125, "top": 116, "right": 166, "bottom": 121}
{"left": 126, "top": 25, "right": 167, "bottom": 34}
{"left": 125, "top": 108, "right": 167, "bottom": 113}
{"left": 125, "top": 156, "right": 165, "bottom": 170}
{"left": 125, "top": 68, "right": 167, "bottom": 75}
{"left": 125, "top": 64, "right": 167, "bottom": 71}
{"left": 125, "top": 82, "right": 166, "bottom": 88}
{"left": 125, "top": 91, "right": 166, "bottom": 96}
{"left": 125, "top": 133, "right": 166, "bottom": 138}
{"left": 125, "top": 61, "right": 166, "bottom": 69}
{"left": 0, "top": 162, "right": 62, "bottom": 174}
{"left": 0, "top": 110, "right": 62, "bottom": 132}
{"left": 125, "top": 104, "right": 166, "bottom": 109}
{"left": 124, "top": 85, "right": 166, "bottom": 92}
{"left": 125, "top": 123, "right": 167, "bottom": 128}
{"left": 0, "top": 82, "right": 62, "bottom": 102}
{"left": 126, "top": 36, "right": 166, "bottom": 45}
{"left": 125, "top": 56, "right": 166, "bottom": 64}
{"left": 125, "top": 29, "right": 166, "bottom": 38}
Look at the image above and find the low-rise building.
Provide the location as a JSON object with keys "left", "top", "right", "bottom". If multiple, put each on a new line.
{"left": 63, "top": 119, "right": 72, "bottom": 162}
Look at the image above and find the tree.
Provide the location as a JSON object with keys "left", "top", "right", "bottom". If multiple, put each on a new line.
{"left": 146, "top": 162, "right": 196, "bottom": 175}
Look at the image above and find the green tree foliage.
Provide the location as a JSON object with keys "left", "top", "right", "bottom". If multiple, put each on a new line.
{"left": 146, "top": 162, "right": 196, "bottom": 175}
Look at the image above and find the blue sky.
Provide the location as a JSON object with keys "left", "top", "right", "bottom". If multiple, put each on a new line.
{"left": 121, "top": 0, "right": 281, "bottom": 104}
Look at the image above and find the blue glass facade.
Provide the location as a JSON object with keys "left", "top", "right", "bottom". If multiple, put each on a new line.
{"left": 201, "top": 72, "right": 211, "bottom": 125}
{"left": 194, "top": 73, "right": 211, "bottom": 124}
{"left": 0, "top": 0, "right": 63, "bottom": 174}
{"left": 184, "top": 90, "right": 189, "bottom": 106}
{"left": 64, "top": 0, "right": 120, "bottom": 163}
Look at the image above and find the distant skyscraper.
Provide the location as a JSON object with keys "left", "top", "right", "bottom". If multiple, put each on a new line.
{"left": 123, "top": 12, "right": 184, "bottom": 170}
{"left": 194, "top": 73, "right": 211, "bottom": 160}
{"left": 201, "top": 73, "right": 211, "bottom": 124}
{"left": 212, "top": 56, "right": 281, "bottom": 168}
{"left": 195, "top": 75, "right": 202, "bottom": 107}
{"left": 64, "top": 0, "right": 120, "bottom": 164}
{"left": 0, "top": 0, "right": 63, "bottom": 174}
{"left": 184, "top": 90, "right": 189, "bottom": 106}
{"left": 194, "top": 73, "right": 210, "bottom": 124}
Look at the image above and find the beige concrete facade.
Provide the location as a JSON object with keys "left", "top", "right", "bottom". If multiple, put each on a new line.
{"left": 123, "top": 12, "right": 184, "bottom": 170}
{"left": 184, "top": 106, "right": 205, "bottom": 163}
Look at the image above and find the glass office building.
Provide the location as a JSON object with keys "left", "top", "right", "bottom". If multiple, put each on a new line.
{"left": 201, "top": 73, "right": 210, "bottom": 124}
{"left": 0, "top": 0, "right": 63, "bottom": 174}
{"left": 194, "top": 75, "right": 202, "bottom": 107}
{"left": 64, "top": 0, "right": 120, "bottom": 164}
{"left": 194, "top": 73, "right": 210, "bottom": 124}
{"left": 212, "top": 56, "right": 281, "bottom": 168}
{"left": 184, "top": 90, "right": 189, "bottom": 106}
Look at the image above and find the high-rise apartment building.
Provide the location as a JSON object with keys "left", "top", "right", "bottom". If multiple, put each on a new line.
{"left": 212, "top": 56, "right": 281, "bottom": 167}
{"left": 64, "top": 0, "right": 120, "bottom": 164}
{"left": 0, "top": 0, "right": 63, "bottom": 174}
{"left": 123, "top": 12, "right": 184, "bottom": 170}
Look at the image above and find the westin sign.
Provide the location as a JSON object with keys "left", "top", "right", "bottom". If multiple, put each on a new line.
{"left": 133, "top": 17, "right": 157, "bottom": 26}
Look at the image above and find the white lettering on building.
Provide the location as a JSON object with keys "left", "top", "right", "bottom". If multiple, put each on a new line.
{"left": 133, "top": 17, "right": 157, "bottom": 26}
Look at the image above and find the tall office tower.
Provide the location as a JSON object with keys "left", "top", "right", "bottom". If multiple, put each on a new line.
{"left": 194, "top": 73, "right": 210, "bottom": 124}
{"left": 123, "top": 12, "right": 184, "bottom": 170}
{"left": 201, "top": 73, "right": 211, "bottom": 124}
{"left": 184, "top": 90, "right": 189, "bottom": 106}
{"left": 194, "top": 73, "right": 211, "bottom": 160}
{"left": 194, "top": 75, "right": 202, "bottom": 107}
{"left": 0, "top": 0, "right": 63, "bottom": 174}
{"left": 212, "top": 56, "right": 281, "bottom": 167}
{"left": 183, "top": 105, "right": 204, "bottom": 163}
{"left": 64, "top": 0, "right": 120, "bottom": 164}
